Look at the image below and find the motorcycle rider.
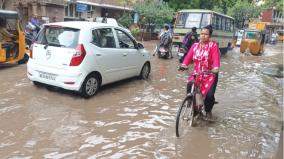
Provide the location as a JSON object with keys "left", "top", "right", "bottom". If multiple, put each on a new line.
{"left": 153, "top": 24, "right": 173, "bottom": 58}
{"left": 179, "top": 27, "right": 198, "bottom": 63}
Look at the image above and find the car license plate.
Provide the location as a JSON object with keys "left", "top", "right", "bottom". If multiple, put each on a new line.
{"left": 38, "top": 71, "right": 56, "bottom": 81}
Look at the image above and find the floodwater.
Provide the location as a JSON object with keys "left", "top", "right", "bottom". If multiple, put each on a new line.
{"left": 0, "top": 42, "right": 283, "bottom": 159}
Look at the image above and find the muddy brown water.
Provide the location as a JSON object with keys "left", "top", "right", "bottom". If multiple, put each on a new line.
{"left": 0, "top": 41, "right": 283, "bottom": 158}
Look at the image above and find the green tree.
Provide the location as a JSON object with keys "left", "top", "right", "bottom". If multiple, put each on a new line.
{"left": 117, "top": 13, "right": 133, "bottom": 28}
{"left": 227, "top": 0, "right": 261, "bottom": 29}
{"left": 134, "top": 0, "right": 174, "bottom": 39}
{"left": 163, "top": 0, "right": 191, "bottom": 11}
{"left": 118, "top": 0, "right": 137, "bottom": 12}
{"left": 262, "top": 0, "right": 284, "bottom": 11}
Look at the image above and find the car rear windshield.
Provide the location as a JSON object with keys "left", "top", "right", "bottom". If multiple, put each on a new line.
{"left": 35, "top": 25, "right": 80, "bottom": 48}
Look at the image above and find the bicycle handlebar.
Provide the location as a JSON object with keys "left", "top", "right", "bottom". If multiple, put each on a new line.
{"left": 178, "top": 66, "right": 213, "bottom": 75}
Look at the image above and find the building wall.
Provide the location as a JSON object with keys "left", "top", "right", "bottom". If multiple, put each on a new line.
{"left": 3, "top": 0, "right": 66, "bottom": 26}
{"left": 261, "top": 9, "right": 273, "bottom": 22}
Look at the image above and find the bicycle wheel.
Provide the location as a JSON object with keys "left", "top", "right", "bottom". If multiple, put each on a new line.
{"left": 175, "top": 95, "right": 194, "bottom": 137}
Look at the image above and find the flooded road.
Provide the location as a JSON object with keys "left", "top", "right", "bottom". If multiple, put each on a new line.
{"left": 0, "top": 42, "right": 283, "bottom": 158}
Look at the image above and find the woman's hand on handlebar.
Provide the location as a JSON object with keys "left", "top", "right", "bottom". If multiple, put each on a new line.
{"left": 211, "top": 68, "right": 219, "bottom": 74}
{"left": 178, "top": 65, "right": 188, "bottom": 71}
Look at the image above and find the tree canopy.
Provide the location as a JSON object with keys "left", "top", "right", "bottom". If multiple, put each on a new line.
{"left": 134, "top": 0, "right": 174, "bottom": 29}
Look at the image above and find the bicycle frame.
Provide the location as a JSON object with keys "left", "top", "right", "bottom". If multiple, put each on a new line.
{"left": 176, "top": 71, "right": 212, "bottom": 137}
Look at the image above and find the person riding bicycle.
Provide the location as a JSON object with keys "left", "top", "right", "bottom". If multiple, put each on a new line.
{"left": 179, "top": 25, "right": 220, "bottom": 121}
{"left": 179, "top": 27, "right": 198, "bottom": 63}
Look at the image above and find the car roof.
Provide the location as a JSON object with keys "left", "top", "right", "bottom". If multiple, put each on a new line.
{"left": 45, "top": 21, "right": 117, "bottom": 29}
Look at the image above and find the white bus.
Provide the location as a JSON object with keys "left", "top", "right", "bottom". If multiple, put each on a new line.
{"left": 173, "top": 9, "right": 235, "bottom": 54}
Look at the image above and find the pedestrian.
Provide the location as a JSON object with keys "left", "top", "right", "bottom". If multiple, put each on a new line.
{"left": 31, "top": 14, "right": 40, "bottom": 27}
{"left": 179, "top": 27, "right": 198, "bottom": 63}
{"left": 179, "top": 25, "right": 220, "bottom": 121}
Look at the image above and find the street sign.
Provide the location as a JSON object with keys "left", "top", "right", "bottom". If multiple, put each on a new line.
{"left": 76, "top": 3, "right": 89, "bottom": 12}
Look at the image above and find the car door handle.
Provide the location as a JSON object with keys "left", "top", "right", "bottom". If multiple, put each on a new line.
{"left": 123, "top": 53, "right": 127, "bottom": 56}
{"left": 96, "top": 53, "right": 102, "bottom": 56}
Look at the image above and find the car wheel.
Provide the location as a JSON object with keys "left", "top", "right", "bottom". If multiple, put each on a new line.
{"left": 32, "top": 81, "right": 41, "bottom": 87}
{"left": 139, "top": 63, "right": 150, "bottom": 79}
{"left": 81, "top": 74, "right": 100, "bottom": 98}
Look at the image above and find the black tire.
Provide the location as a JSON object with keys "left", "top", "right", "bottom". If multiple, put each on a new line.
{"left": 176, "top": 95, "right": 194, "bottom": 137}
{"left": 165, "top": 52, "right": 170, "bottom": 59}
{"left": 32, "top": 81, "right": 41, "bottom": 87}
{"left": 80, "top": 74, "right": 100, "bottom": 98}
{"left": 157, "top": 51, "right": 162, "bottom": 58}
{"left": 18, "top": 54, "right": 29, "bottom": 64}
{"left": 139, "top": 63, "right": 150, "bottom": 79}
{"left": 220, "top": 47, "right": 228, "bottom": 55}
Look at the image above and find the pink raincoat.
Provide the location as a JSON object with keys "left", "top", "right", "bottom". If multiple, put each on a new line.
{"left": 182, "top": 41, "right": 220, "bottom": 97}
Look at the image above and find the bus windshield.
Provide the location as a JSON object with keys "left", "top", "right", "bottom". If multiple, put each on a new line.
{"left": 176, "top": 12, "right": 211, "bottom": 29}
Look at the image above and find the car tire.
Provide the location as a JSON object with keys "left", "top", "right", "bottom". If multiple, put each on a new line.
{"left": 139, "top": 62, "right": 150, "bottom": 80}
{"left": 32, "top": 81, "right": 41, "bottom": 87}
{"left": 81, "top": 74, "right": 100, "bottom": 98}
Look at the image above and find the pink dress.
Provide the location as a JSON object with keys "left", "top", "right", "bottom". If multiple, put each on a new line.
{"left": 182, "top": 41, "right": 220, "bottom": 97}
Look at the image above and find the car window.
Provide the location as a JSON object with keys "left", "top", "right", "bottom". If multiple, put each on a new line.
{"left": 115, "top": 29, "right": 135, "bottom": 49}
{"left": 35, "top": 26, "right": 79, "bottom": 48}
{"left": 91, "top": 28, "right": 116, "bottom": 48}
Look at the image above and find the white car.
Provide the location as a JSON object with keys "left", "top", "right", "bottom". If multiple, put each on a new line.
{"left": 27, "top": 21, "right": 151, "bottom": 98}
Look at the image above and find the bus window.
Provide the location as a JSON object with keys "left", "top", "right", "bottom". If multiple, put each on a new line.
{"left": 225, "top": 19, "right": 231, "bottom": 31}
{"left": 231, "top": 20, "right": 234, "bottom": 31}
{"left": 222, "top": 17, "right": 226, "bottom": 31}
{"left": 176, "top": 12, "right": 189, "bottom": 28}
{"left": 216, "top": 15, "right": 221, "bottom": 30}
{"left": 185, "top": 13, "right": 202, "bottom": 28}
{"left": 212, "top": 14, "right": 216, "bottom": 29}
{"left": 201, "top": 14, "right": 211, "bottom": 28}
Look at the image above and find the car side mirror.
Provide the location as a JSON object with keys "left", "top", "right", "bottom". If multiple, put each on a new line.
{"left": 136, "top": 43, "right": 144, "bottom": 49}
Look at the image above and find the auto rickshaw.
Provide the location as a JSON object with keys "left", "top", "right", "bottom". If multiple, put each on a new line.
{"left": 0, "top": 9, "right": 27, "bottom": 64}
{"left": 240, "top": 29, "right": 265, "bottom": 55}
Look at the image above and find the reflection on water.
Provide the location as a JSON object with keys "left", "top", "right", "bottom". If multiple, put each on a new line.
{"left": 0, "top": 43, "right": 282, "bottom": 158}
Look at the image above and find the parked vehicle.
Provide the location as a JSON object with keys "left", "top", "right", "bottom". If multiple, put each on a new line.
{"left": 0, "top": 9, "right": 28, "bottom": 64}
{"left": 240, "top": 29, "right": 265, "bottom": 55}
{"left": 27, "top": 21, "right": 151, "bottom": 98}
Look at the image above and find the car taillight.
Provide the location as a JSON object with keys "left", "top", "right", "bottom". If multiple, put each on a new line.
{"left": 69, "top": 44, "right": 86, "bottom": 66}
{"left": 29, "top": 44, "right": 33, "bottom": 59}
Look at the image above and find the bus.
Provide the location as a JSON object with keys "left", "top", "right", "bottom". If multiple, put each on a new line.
{"left": 173, "top": 9, "right": 235, "bottom": 54}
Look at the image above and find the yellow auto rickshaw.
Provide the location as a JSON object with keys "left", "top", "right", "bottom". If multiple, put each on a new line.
{"left": 0, "top": 9, "right": 27, "bottom": 64}
{"left": 240, "top": 29, "right": 265, "bottom": 55}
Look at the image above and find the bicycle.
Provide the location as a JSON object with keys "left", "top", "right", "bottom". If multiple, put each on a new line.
{"left": 175, "top": 67, "right": 213, "bottom": 137}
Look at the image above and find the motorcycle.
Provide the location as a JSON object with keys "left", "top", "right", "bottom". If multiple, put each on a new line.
{"left": 178, "top": 45, "right": 189, "bottom": 63}
{"left": 157, "top": 46, "right": 170, "bottom": 59}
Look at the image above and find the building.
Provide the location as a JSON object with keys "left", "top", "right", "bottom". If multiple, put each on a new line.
{"left": 260, "top": 8, "right": 284, "bottom": 34}
{"left": 3, "top": 0, "right": 66, "bottom": 25}
{"left": 1, "top": 0, "right": 135, "bottom": 27}
{"left": 64, "top": 0, "right": 134, "bottom": 21}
